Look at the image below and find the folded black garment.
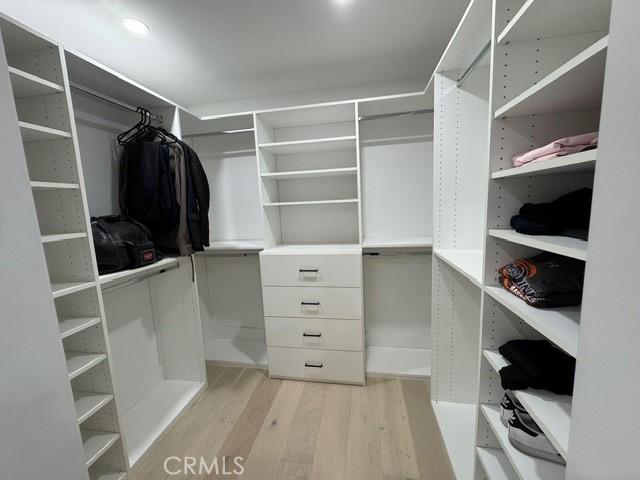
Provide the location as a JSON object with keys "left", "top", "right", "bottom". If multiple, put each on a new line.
{"left": 499, "top": 253, "right": 585, "bottom": 308}
{"left": 498, "top": 340, "right": 575, "bottom": 395}
{"left": 510, "top": 188, "right": 593, "bottom": 239}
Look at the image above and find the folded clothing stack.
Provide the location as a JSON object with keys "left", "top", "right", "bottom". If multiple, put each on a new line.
{"left": 510, "top": 188, "right": 593, "bottom": 240}
{"left": 512, "top": 131, "right": 598, "bottom": 167}
{"left": 498, "top": 339, "right": 576, "bottom": 396}
{"left": 499, "top": 253, "right": 585, "bottom": 308}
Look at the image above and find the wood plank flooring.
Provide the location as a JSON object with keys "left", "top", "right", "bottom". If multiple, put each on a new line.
{"left": 131, "top": 366, "right": 454, "bottom": 480}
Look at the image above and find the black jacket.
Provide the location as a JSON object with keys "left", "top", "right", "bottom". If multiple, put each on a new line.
{"left": 179, "top": 140, "right": 210, "bottom": 250}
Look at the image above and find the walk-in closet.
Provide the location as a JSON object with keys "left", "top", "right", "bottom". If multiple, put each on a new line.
{"left": 1, "top": 1, "right": 639, "bottom": 479}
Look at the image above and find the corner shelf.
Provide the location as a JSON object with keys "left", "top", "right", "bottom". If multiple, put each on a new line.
{"left": 481, "top": 405, "right": 565, "bottom": 480}
{"left": 476, "top": 447, "right": 517, "bottom": 480}
{"left": 82, "top": 430, "right": 120, "bottom": 468}
{"left": 484, "top": 350, "right": 571, "bottom": 459}
{"left": 41, "top": 232, "right": 87, "bottom": 244}
{"left": 497, "top": 0, "right": 612, "bottom": 45}
{"left": 261, "top": 167, "right": 357, "bottom": 180}
{"left": 259, "top": 135, "right": 356, "bottom": 155}
{"left": 263, "top": 198, "right": 358, "bottom": 207}
{"left": 19, "top": 121, "right": 72, "bottom": 142}
{"left": 489, "top": 229, "right": 587, "bottom": 261}
{"left": 8, "top": 65, "right": 64, "bottom": 98}
{"left": 74, "top": 391, "right": 114, "bottom": 424}
{"left": 485, "top": 286, "right": 579, "bottom": 357}
{"left": 66, "top": 352, "right": 107, "bottom": 380}
{"left": 495, "top": 36, "right": 608, "bottom": 118}
{"left": 433, "top": 248, "right": 483, "bottom": 287}
{"left": 59, "top": 316, "right": 102, "bottom": 339}
{"left": 491, "top": 149, "right": 597, "bottom": 179}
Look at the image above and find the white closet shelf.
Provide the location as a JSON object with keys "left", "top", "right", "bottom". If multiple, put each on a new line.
{"left": 204, "top": 240, "right": 265, "bottom": 252}
{"left": 485, "top": 286, "right": 579, "bottom": 357}
{"left": 74, "top": 391, "right": 114, "bottom": 424}
{"left": 366, "top": 346, "right": 430, "bottom": 378}
{"left": 122, "top": 379, "right": 204, "bottom": 466}
{"left": 476, "top": 447, "right": 517, "bottom": 480}
{"left": 481, "top": 405, "right": 565, "bottom": 480}
{"left": 495, "top": 36, "right": 608, "bottom": 118}
{"left": 81, "top": 430, "right": 120, "bottom": 468}
{"left": 19, "top": 121, "right": 72, "bottom": 142}
{"left": 263, "top": 198, "right": 358, "bottom": 207}
{"left": 66, "top": 352, "right": 107, "bottom": 380}
{"left": 206, "top": 338, "right": 268, "bottom": 368}
{"left": 89, "top": 468, "right": 127, "bottom": 480}
{"left": 484, "top": 350, "right": 571, "bottom": 459}
{"left": 491, "top": 149, "right": 597, "bottom": 179}
{"left": 99, "top": 257, "right": 179, "bottom": 287}
{"left": 362, "top": 236, "right": 433, "bottom": 251}
{"left": 259, "top": 135, "right": 356, "bottom": 155}
{"left": 51, "top": 281, "right": 96, "bottom": 299}
{"left": 432, "top": 401, "right": 477, "bottom": 480}
{"left": 41, "top": 232, "right": 87, "bottom": 243}
{"left": 30, "top": 180, "right": 80, "bottom": 191}
{"left": 8, "top": 65, "right": 64, "bottom": 98}
{"left": 262, "top": 243, "right": 362, "bottom": 255}
{"left": 433, "top": 248, "right": 483, "bottom": 287}
{"left": 497, "top": 0, "right": 612, "bottom": 45}
{"left": 59, "top": 316, "right": 102, "bottom": 339}
{"left": 261, "top": 166, "right": 357, "bottom": 180}
{"left": 489, "top": 229, "right": 587, "bottom": 261}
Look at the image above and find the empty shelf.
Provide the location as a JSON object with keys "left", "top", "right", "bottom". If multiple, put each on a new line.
{"left": 481, "top": 405, "right": 565, "bottom": 480}
{"left": 476, "top": 447, "right": 517, "bottom": 480}
{"left": 495, "top": 36, "right": 608, "bottom": 118}
{"left": 263, "top": 198, "right": 358, "bottom": 207}
{"left": 206, "top": 338, "right": 268, "bottom": 367}
{"left": 362, "top": 236, "right": 433, "bottom": 251}
{"left": 82, "top": 430, "right": 120, "bottom": 468}
{"left": 74, "top": 391, "right": 114, "bottom": 424}
{"left": 434, "top": 248, "right": 483, "bottom": 287}
{"left": 432, "top": 401, "right": 477, "bottom": 480}
{"left": 31, "top": 180, "right": 80, "bottom": 190}
{"left": 261, "top": 167, "right": 357, "bottom": 180}
{"left": 485, "top": 286, "right": 579, "bottom": 357}
{"left": 59, "top": 316, "right": 102, "bottom": 339}
{"left": 259, "top": 135, "right": 356, "bottom": 155}
{"left": 498, "top": 0, "right": 612, "bottom": 45}
{"left": 262, "top": 243, "right": 362, "bottom": 255}
{"left": 89, "top": 468, "right": 127, "bottom": 480}
{"left": 19, "top": 121, "right": 71, "bottom": 141}
{"left": 41, "top": 232, "right": 87, "bottom": 244}
{"left": 484, "top": 350, "right": 572, "bottom": 459}
{"left": 9, "top": 66, "right": 64, "bottom": 98}
{"left": 203, "top": 240, "right": 265, "bottom": 252}
{"left": 491, "top": 149, "right": 597, "bottom": 179}
{"left": 51, "top": 281, "right": 95, "bottom": 299}
{"left": 489, "top": 229, "right": 587, "bottom": 261}
{"left": 366, "top": 346, "right": 430, "bottom": 378}
{"left": 66, "top": 352, "right": 107, "bottom": 380}
{"left": 99, "top": 257, "right": 179, "bottom": 287}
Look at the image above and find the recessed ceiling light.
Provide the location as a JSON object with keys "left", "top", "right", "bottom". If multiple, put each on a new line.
{"left": 122, "top": 17, "right": 149, "bottom": 35}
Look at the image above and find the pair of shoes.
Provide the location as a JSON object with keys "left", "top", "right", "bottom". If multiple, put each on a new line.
{"left": 500, "top": 392, "right": 565, "bottom": 465}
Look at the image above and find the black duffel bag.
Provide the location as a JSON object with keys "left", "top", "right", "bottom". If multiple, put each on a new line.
{"left": 91, "top": 215, "right": 162, "bottom": 274}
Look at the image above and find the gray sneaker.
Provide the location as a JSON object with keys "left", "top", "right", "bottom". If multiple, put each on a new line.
{"left": 507, "top": 410, "right": 565, "bottom": 465}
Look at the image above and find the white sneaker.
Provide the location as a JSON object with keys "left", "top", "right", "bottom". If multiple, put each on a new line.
{"left": 508, "top": 410, "right": 565, "bottom": 465}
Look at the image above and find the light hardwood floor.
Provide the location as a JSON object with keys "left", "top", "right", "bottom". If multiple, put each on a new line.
{"left": 131, "top": 365, "right": 454, "bottom": 480}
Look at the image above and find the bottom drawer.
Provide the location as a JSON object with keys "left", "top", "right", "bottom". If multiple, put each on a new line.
{"left": 265, "top": 317, "right": 363, "bottom": 351}
{"left": 268, "top": 347, "right": 364, "bottom": 385}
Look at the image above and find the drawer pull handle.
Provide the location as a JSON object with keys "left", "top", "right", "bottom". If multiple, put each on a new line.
{"left": 303, "top": 332, "right": 322, "bottom": 338}
{"left": 301, "top": 301, "right": 320, "bottom": 306}
{"left": 299, "top": 268, "right": 319, "bottom": 273}
{"left": 305, "top": 361, "right": 323, "bottom": 368}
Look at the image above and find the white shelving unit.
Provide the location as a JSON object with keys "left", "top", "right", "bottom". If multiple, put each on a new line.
{"left": 19, "top": 120, "right": 71, "bottom": 140}
{"left": 8, "top": 65, "right": 63, "bottom": 96}
{"left": 66, "top": 352, "right": 107, "bottom": 380}
{"left": 489, "top": 229, "right": 587, "bottom": 261}
{"left": 261, "top": 166, "right": 357, "bottom": 180}
{"left": 259, "top": 135, "right": 356, "bottom": 154}
{"left": 491, "top": 149, "right": 597, "bottom": 179}
{"left": 59, "top": 315, "right": 102, "bottom": 339}
{"left": 433, "top": 248, "right": 483, "bottom": 287}
{"left": 75, "top": 392, "right": 115, "bottom": 424}
{"left": 476, "top": 447, "right": 516, "bottom": 480}
{"left": 432, "top": 401, "right": 478, "bottom": 480}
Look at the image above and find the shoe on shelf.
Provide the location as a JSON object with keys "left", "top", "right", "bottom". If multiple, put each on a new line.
{"left": 508, "top": 410, "right": 566, "bottom": 465}
{"left": 500, "top": 390, "right": 527, "bottom": 427}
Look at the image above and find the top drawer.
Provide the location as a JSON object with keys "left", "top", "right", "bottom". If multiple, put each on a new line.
{"left": 260, "top": 253, "right": 362, "bottom": 287}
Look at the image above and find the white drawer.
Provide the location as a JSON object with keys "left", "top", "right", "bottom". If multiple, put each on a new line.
{"left": 267, "top": 346, "right": 364, "bottom": 384}
{"left": 265, "top": 317, "right": 363, "bottom": 351}
{"left": 260, "top": 253, "right": 362, "bottom": 287}
{"left": 262, "top": 286, "right": 362, "bottom": 319}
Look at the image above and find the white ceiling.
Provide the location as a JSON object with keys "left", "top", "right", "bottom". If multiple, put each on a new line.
{"left": 0, "top": 0, "right": 468, "bottom": 116}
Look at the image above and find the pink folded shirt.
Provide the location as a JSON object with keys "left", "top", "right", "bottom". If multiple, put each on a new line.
{"left": 512, "top": 131, "right": 598, "bottom": 167}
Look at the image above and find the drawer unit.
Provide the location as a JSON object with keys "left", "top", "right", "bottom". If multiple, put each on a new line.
{"left": 262, "top": 286, "right": 362, "bottom": 319}
{"left": 265, "top": 317, "right": 363, "bottom": 351}
{"left": 260, "top": 253, "right": 362, "bottom": 287}
{"left": 267, "top": 346, "right": 365, "bottom": 384}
